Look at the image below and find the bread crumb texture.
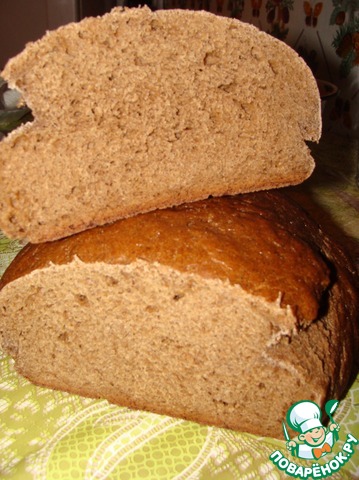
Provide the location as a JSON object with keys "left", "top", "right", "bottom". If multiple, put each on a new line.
{"left": 0, "top": 7, "right": 321, "bottom": 242}
{"left": 0, "top": 256, "right": 356, "bottom": 438}
{"left": 0, "top": 259, "right": 330, "bottom": 438}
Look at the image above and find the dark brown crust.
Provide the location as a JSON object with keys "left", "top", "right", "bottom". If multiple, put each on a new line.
{"left": 0, "top": 191, "right": 332, "bottom": 324}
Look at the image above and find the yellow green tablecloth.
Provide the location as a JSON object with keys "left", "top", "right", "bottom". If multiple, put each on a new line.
{"left": 0, "top": 133, "right": 358, "bottom": 479}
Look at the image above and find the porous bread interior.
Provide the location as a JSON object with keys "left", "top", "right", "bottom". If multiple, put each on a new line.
{"left": 0, "top": 7, "right": 321, "bottom": 242}
{"left": 0, "top": 258, "right": 328, "bottom": 438}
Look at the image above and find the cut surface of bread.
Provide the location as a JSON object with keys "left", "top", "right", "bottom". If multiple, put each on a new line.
{"left": 0, "top": 192, "right": 357, "bottom": 438}
{"left": 0, "top": 7, "right": 321, "bottom": 243}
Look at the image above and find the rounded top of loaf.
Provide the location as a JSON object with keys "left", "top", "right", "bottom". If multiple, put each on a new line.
{"left": 0, "top": 192, "right": 333, "bottom": 326}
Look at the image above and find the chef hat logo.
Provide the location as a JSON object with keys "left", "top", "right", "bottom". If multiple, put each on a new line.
{"left": 286, "top": 400, "right": 324, "bottom": 434}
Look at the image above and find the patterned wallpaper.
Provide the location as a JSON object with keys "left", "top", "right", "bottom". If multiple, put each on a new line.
{"left": 163, "top": 0, "right": 359, "bottom": 139}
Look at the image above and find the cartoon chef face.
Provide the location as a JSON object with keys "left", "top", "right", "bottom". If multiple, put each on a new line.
{"left": 286, "top": 400, "right": 325, "bottom": 442}
{"left": 299, "top": 426, "right": 327, "bottom": 446}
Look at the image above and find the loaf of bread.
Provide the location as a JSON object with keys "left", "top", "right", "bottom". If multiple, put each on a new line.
{"left": 0, "top": 7, "right": 321, "bottom": 243}
{"left": 0, "top": 191, "right": 357, "bottom": 438}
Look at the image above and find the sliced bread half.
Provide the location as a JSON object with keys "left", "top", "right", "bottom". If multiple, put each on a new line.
{"left": 1, "top": 192, "right": 357, "bottom": 438}
{"left": 0, "top": 7, "right": 321, "bottom": 242}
